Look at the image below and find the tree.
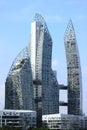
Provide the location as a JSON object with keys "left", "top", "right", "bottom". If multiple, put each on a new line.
{"left": 0, "top": 126, "right": 21, "bottom": 130}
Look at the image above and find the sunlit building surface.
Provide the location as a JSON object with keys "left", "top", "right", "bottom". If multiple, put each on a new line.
{"left": 64, "top": 20, "right": 82, "bottom": 115}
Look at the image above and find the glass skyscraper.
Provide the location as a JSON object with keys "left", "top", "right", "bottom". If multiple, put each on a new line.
{"left": 5, "top": 48, "right": 35, "bottom": 110}
{"left": 28, "top": 13, "right": 59, "bottom": 126}
{"left": 64, "top": 19, "right": 82, "bottom": 115}
{"left": 5, "top": 14, "right": 82, "bottom": 127}
{"left": 5, "top": 13, "right": 59, "bottom": 126}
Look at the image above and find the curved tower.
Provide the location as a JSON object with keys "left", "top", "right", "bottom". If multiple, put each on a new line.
{"left": 64, "top": 20, "right": 82, "bottom": 115}
{"left": 5, "top": 48, "right": 35, "bottom": 110}
{"left": 5, "top": 13, "right": 59, "bottom": 127}
{"left": 29, "top": 13, "right": 59, "bottom": 126}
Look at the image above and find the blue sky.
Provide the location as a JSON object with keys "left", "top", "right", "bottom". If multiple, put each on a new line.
{"left": 0, "top": 0, "right": 87, "bottom": 114}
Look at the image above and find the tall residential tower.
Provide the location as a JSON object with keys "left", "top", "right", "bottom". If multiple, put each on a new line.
{"left": 29, "top": 13, "right": 59, "bottom": 126}
{"left": 5, "top": 14, "right": 82, "bottom": 127}
{"left": 5, "top": 48, "right": 35, "bottom": 110}
{"left": 64, "top": 20, "right": 82, "bottom": 115}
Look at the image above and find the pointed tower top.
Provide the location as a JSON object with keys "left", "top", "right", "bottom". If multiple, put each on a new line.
{"left": 64, "top": 19, "right": 76, "bottom": 41}
{"left": 67, "top": 18, "right": 74, "bottom": 31}
{"left": 34, "top": 13, "right": 45, "bottom": 24}
{"left": 33, "top": 13, "right": 51, "bottom": 39}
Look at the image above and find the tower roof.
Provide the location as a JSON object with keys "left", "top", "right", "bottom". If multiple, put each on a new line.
{"left": 64, "top": 19, "right": 76, "bottom": 41}
{"left": 33, "top": 13, "right": 52, "bottom": 41}
{"left": 8, "top": 47, "right": 29, "bottom": 75}
{"left": 34, "top": 13, "right": 45, "bottom": 23}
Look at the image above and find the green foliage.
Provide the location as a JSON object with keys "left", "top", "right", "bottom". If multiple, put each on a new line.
{"left": 0, "top": 126, "right": 49, "bottom": 130}
{"left": 30, "top": 128, "right": 49, "bottom": 130}
{"left": 0, "top": 126, "right": 21, "bottom": 130}
{"left": 79, "top": 128, "right": 87, "bottom": 130}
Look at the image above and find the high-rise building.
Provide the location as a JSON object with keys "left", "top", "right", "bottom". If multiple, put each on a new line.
{"left": 29, "top": 14, "right": 59, "bottom": 126}
{"left": 5, "top": 13, "right": 59, "bottom": 126}
{"left": 64, "top": 19, "right": 82, "bottom": 115}
{"left": 5, "top": 13, "right": 82, "bottom": 127}
{"left": 5, "top": 48, "right": 35, "bottom": 110}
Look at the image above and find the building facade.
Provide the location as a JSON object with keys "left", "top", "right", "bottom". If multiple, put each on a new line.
{"left": 42, "top": 114, "right": 85, "bottom": 130}
{"left": 64, "top": 19, "right": 82, "bottom": 115}
{"left": 0, "top": 109, "right": 36, "bottom": 129}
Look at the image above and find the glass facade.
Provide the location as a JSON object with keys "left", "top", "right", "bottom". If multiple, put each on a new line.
{"left": 64, "top": 19, "right": 82, "bottom": 115}
{"left": 5, "top": 13, "right": 59, "bottom": 126}
{"left": 29, "top": 13, "right": 59, "bottom": 126}
{"left": 5, "top": 48, "right": 35, "bottom": 110}
{"left": 5, "top": 14, "right": 82, "bottom": 127}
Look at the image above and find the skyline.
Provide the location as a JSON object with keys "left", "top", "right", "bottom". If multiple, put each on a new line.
{"left": 0, "top": 0, "right": 87, "bottom": 115}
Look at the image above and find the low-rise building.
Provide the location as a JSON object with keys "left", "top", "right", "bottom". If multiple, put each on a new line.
{"left": 84, "top": 116, "right": 87, "bottom": 129}
{"left": 0, "top": 109, "right": 36, "bottom": 129}
{"left": 42, "top": 114, "right": 85, "bottom": 130}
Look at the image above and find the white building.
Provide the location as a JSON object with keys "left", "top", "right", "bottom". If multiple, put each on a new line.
{"left": 42, "top": 114, "right": 85, "bottom": 130}
{"left": 0, "top": 109, "right": 36, "bottom": 129}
